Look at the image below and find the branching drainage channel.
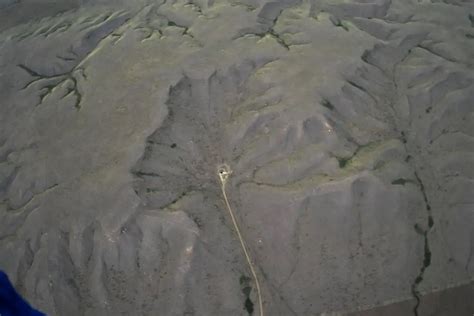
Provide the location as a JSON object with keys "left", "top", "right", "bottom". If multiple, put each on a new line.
{"left": 411, "top": 171, "right": 434, "bottom": 316}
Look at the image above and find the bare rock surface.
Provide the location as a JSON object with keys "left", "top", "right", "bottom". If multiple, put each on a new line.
{"left": 0, "top": 0, "right": 473, "bottom": 315}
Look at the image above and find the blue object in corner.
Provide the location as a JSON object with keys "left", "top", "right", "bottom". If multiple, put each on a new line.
{"left": 0, "top": 271, "right": 45, "bottom": 316}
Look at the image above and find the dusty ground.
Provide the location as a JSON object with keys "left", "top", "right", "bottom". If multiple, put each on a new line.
{"left": 0, "top": 0, "right": 473, "bottom": 315}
